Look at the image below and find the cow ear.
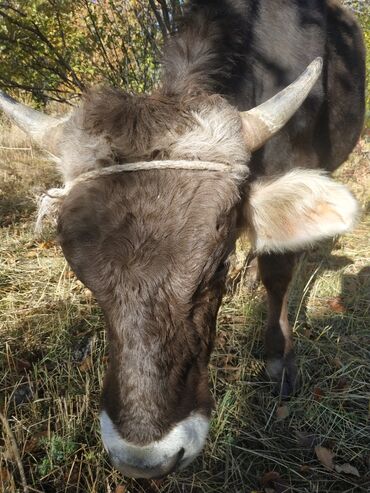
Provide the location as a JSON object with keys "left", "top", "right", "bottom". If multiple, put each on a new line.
{"left": 244, "top": 169, "right": 359, "bottom": 253}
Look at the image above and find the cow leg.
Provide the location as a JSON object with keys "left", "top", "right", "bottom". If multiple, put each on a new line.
{"left": 258, "top": 252, "right": 297, "bottom": 397}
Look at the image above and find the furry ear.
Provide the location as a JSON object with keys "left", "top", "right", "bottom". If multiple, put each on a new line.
{"left": 244, "top": 169, "right": 359, "bottom": 253}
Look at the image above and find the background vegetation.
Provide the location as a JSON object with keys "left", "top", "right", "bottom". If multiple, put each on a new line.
{"left": 0, "top": 1, "right": 369, "bottom": 492}
{"left": 0, "top": 0, "right": 183, "bottom": 103}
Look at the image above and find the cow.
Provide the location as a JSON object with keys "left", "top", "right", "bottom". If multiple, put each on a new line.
{"left": 0, "top": 0, "right": 365, "bottom": 480}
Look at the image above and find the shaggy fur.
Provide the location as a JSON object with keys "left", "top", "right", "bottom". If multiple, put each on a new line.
{"left": 1, "top": 0, "right": 364, "bottom": 475}
{"left": 59, "top": 91, "right": 249, "bottom": 183}
{"left": 246, "top": 169, "right": 359, "bottom": 253}
{"left": 55, "top": 0, "right": 364, "bottom": 456}
{"left": 58, "top": 170, "right": 241, "bottom": 443}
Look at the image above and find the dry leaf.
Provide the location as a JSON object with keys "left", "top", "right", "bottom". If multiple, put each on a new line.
{"left": 114, "top": 486, "right": 127, "bottom": 493}
{"left": 299, "top": 464, "right": 311, "bottom": 474}
{"left": 261, "top": 471, "right": 291, "bottom": 493}
{"left": 313, "top": 387, "right": 325, "bottom": 401}
{"left": 315, "top": 446, "right": 335, "bottom": 470}
{"left": 261, "top": 471, "right": 280, "bottom": 487}
{"left": 327, "top": 296, "right": 345, "bottom": 313}
{"left": 79, "top": 356, "right": 92, "bottom": 372}
{"left": 0, "top": 467, "right": 11, "bottom": 482}
{"left": 38, "top": 240, "right": 54, "bottom": 249}
{"left": 276, "top": 405, "right": 289, "bottom": 421}
{"left": 335, "top": 463, "right": 360, "bottom": 477}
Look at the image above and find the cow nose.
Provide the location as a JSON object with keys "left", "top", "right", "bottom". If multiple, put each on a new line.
{"left": 112, "top": 447, "right": 185, "bottom": 479}
{"left": 100, "top": 410, "right": 210, "bottom": 479}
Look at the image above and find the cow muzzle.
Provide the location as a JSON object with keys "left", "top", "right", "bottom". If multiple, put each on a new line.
{"left": 100, "top": 410, "right": 210, "bottom": 478}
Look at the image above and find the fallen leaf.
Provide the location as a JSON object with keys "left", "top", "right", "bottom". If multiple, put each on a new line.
{"left": 299, "top": 464, "right": 311, "bottom": 474}
{"left": 114, "top": 486, "right": 127, "bottom": 493}
{"left": 327, "top": 296, "right": 345, "bottom": 313}
{"left": 315, "top": 446, "right": 335, "bottom": 470}
{"left": 38, "top": 240, "right": 54, "bottom": 249}
{"left": 276, "top": 405, "right": 289, "bottom": 421}
{"left": 79, "top": 356, "right": 92, "bottom": 372}
{"left": 312, "top": 387, "right": 325, "bottom": 401}
{"left": 261, "top": 471, "right": 280, "bottom": 487}
{"left": 0, "top": 467, "right": 11, "bottom": 482}
{"left": 335, "top": 463, "right": 360, "bottom": 477}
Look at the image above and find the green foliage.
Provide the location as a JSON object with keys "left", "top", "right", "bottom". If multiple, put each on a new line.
{"left": 0, "top": 0, "right": 368, "bottom": 118}
{"left": 38, "top": 435, "right": 78, "bottom": 476}
{"left": 0, "top": 0, "right": 183, "bottom": 103}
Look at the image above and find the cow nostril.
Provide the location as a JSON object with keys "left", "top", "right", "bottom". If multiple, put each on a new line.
{"left": 151, "top": 447, "right": 185, "bottom": 479}
{"left": 112, "top": 447, "right": 186, "bottom": 479}
{"left": 101, "top": 410, "right": 210, "bottom": 478}
{"left": 173, "top": 447, "right": 185, "bottom": 471}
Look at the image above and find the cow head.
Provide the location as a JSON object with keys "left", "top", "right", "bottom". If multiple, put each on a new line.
{"left": 0, "top": 58, "right": 358, "bottom": 478}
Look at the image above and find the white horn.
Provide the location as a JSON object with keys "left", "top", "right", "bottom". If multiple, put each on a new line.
{"left": 240, "top": 57, "right": 323, "bottom": 151}
{"left": 0, "top": 90, "right": 64, "bottom": 154}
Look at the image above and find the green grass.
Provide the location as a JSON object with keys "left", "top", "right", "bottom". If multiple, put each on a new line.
{"left": 0, "top": 121, "right": 369, "bottom": 493}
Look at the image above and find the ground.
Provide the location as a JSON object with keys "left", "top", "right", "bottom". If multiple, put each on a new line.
{"left": 0, "top": 121, "right": 369, "bottom": 493}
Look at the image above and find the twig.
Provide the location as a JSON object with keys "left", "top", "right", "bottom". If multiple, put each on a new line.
{"left": 0, "top": 411, "right": 29, "bottom": 493}
{"left": 0, "top": 146, "right": 32, "bottom": 151}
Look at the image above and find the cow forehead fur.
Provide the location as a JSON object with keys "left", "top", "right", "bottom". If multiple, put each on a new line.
{"left": 58, "top": 88, "right": 250, "bottom": 183}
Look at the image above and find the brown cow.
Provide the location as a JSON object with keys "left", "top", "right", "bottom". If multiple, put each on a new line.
{"left": 0, "top": 0, "right": 364, "bottom": 480}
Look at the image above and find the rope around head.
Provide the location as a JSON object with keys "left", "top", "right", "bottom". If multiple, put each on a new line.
{"left": 35, "top": 159, "right": 249, "bottom": 233}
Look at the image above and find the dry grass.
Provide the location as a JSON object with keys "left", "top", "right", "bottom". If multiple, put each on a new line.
{"left": 0, "top": 121, "right": 369, "bottom": 493}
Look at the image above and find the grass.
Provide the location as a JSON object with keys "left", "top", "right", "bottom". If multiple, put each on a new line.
{"left": 0, "top": 119, "right": 369, "bottom": 493}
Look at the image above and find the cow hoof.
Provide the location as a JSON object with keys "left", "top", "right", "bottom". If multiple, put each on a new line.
{"left": 266, "top": 354, "right": 298, "bottom": 398}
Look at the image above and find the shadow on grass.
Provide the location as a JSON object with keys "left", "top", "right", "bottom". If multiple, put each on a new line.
{"left": 0, "top": 194, "right": 36, "bottom": 227}
{"left": 203, "top": 240, "right": 370, "bottom": 492}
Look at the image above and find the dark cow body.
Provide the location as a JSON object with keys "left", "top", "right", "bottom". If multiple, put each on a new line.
{"left": 0, "top": 0, "right": 365, "bottom": 481}
{"left": 166, "top": 0, "right": 365, "bottom": 177}
{"left": 162, "top": 0, "right": 365, "bottom": 396}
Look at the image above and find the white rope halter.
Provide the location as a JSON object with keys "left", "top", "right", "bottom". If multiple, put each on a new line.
{"left": 35, "top": 159, "right": 249, "bottom": 233}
